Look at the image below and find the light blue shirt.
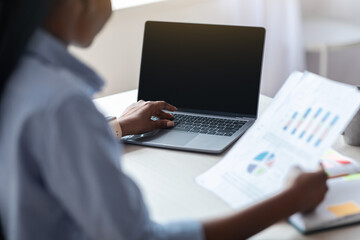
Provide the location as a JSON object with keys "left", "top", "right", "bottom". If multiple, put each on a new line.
{"left": 0, "top": 30, "right": 204, "bottom": 240}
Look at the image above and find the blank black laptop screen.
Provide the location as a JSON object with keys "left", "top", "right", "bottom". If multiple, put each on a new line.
{"left": 138, "top": 21, "right": 265, "bottom": 117}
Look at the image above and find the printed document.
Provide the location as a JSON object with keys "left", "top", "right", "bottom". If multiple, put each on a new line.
{"left": 196, "top": 72, "right": 360, "bottom": 209}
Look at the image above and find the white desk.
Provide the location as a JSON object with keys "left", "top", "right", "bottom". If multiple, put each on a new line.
{"left": 94, "top": 90, "right": 360, "bottom": 239}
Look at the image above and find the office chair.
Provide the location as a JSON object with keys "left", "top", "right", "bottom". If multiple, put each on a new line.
{"left": 304, "top": 17, "right": 360, "bottom": 77}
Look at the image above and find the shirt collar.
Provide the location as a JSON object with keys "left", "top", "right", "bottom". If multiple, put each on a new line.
{"left": 26, "top": 29, "right": 104, "bottom": 95}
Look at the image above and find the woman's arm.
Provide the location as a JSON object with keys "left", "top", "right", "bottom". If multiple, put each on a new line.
{"left": 43, "top": 94, "right": 327, "bottom": 240}
{"left": 203, "top": 168, "right": 328, "bottom": 240}
{"left": 40, "top": 95, "right": 203, "bottom": 240}
{"left": 116, "top": 100, "right": 328, "bottom": 240}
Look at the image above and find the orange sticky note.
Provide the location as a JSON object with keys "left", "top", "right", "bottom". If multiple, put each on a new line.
{"left": 328, "top": 202, "right": 360, "bottom": 217}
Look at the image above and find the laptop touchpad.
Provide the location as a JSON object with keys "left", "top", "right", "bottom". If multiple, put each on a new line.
{"left": 141, "top": 130, "right": 198, "bottom": 146}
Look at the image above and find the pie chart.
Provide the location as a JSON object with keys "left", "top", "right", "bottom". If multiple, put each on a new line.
{"left": 247, "top": 151, "right": 275, "bottom": 176}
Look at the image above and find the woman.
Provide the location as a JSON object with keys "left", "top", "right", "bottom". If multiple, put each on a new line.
{"left": 0, "top": 0, "right": 328, "bottom": 239}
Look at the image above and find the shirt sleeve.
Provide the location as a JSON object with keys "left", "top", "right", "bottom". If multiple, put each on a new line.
{"left": 34, "top": 94, "right": 205, "bottom": 240}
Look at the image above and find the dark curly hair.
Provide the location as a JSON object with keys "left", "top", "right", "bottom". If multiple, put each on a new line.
{"left": 0, "top": 0, "right": 55, "bottom": 102}
{"left": 0, "top": 218, "right": 3, "bottom": 240}
{"left": 0, "top": 0, "right": 56, "bottom": 237}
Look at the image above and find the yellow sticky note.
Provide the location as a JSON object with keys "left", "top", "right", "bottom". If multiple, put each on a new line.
{"left": 328, "top": 202, "right": 360, "bottom": 217}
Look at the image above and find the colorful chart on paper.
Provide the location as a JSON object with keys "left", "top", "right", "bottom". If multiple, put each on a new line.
{"left": 283, "top": 107, "right": 339, "bottom": 148}
{"left": 247, "top": 151, "right": 275, "bottom": 176}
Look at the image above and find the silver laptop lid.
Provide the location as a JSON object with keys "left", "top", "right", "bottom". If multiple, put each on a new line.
{"left": 138, "top": 21, "right": 265, "bottom": 118}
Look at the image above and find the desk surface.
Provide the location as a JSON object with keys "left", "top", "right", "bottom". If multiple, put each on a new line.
{"left": 94, "top": 90, "right": 360, "bottom": 239}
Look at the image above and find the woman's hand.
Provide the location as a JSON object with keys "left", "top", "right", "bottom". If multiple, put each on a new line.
{"left": 286, "top": 166, "right": 328, "bottom": 213}
{"left": 202, "top": 166, "right": 328, "bottom": 240}
{"left": 118, "top": 100, "right": 177, "bottom": 136}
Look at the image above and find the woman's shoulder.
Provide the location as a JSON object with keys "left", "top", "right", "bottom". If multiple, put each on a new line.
{"left": 7, "top": 54, "right": 91, "bottom": 112}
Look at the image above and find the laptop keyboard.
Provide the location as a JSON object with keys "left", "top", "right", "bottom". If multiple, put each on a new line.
{"left": 172, "top": 113, "right": 247, "bottom": 136}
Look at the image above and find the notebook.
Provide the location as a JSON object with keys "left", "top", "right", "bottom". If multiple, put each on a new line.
{"left": 289, "top": 174, "right": 360, "bottom": 234}
{"left": 321, "top": 148, "right": 360, "bottom": 178}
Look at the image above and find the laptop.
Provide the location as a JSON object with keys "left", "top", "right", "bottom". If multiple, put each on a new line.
{"left": 123, "top": 21, "right": 265, "bottom": 154}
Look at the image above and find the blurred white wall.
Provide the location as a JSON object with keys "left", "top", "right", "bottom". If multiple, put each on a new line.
{"left": 302, "top": 0, "right": 360, "bottom": 23}
{"left": 71, "top": 0, "right": 241, "bottom": 97}
{"left": 71, "top": 0, "right": 304, "bottom": 98}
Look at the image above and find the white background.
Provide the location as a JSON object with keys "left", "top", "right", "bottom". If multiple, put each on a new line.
{"left": 71, "top": 0, "right": 360, "bottom": 98}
